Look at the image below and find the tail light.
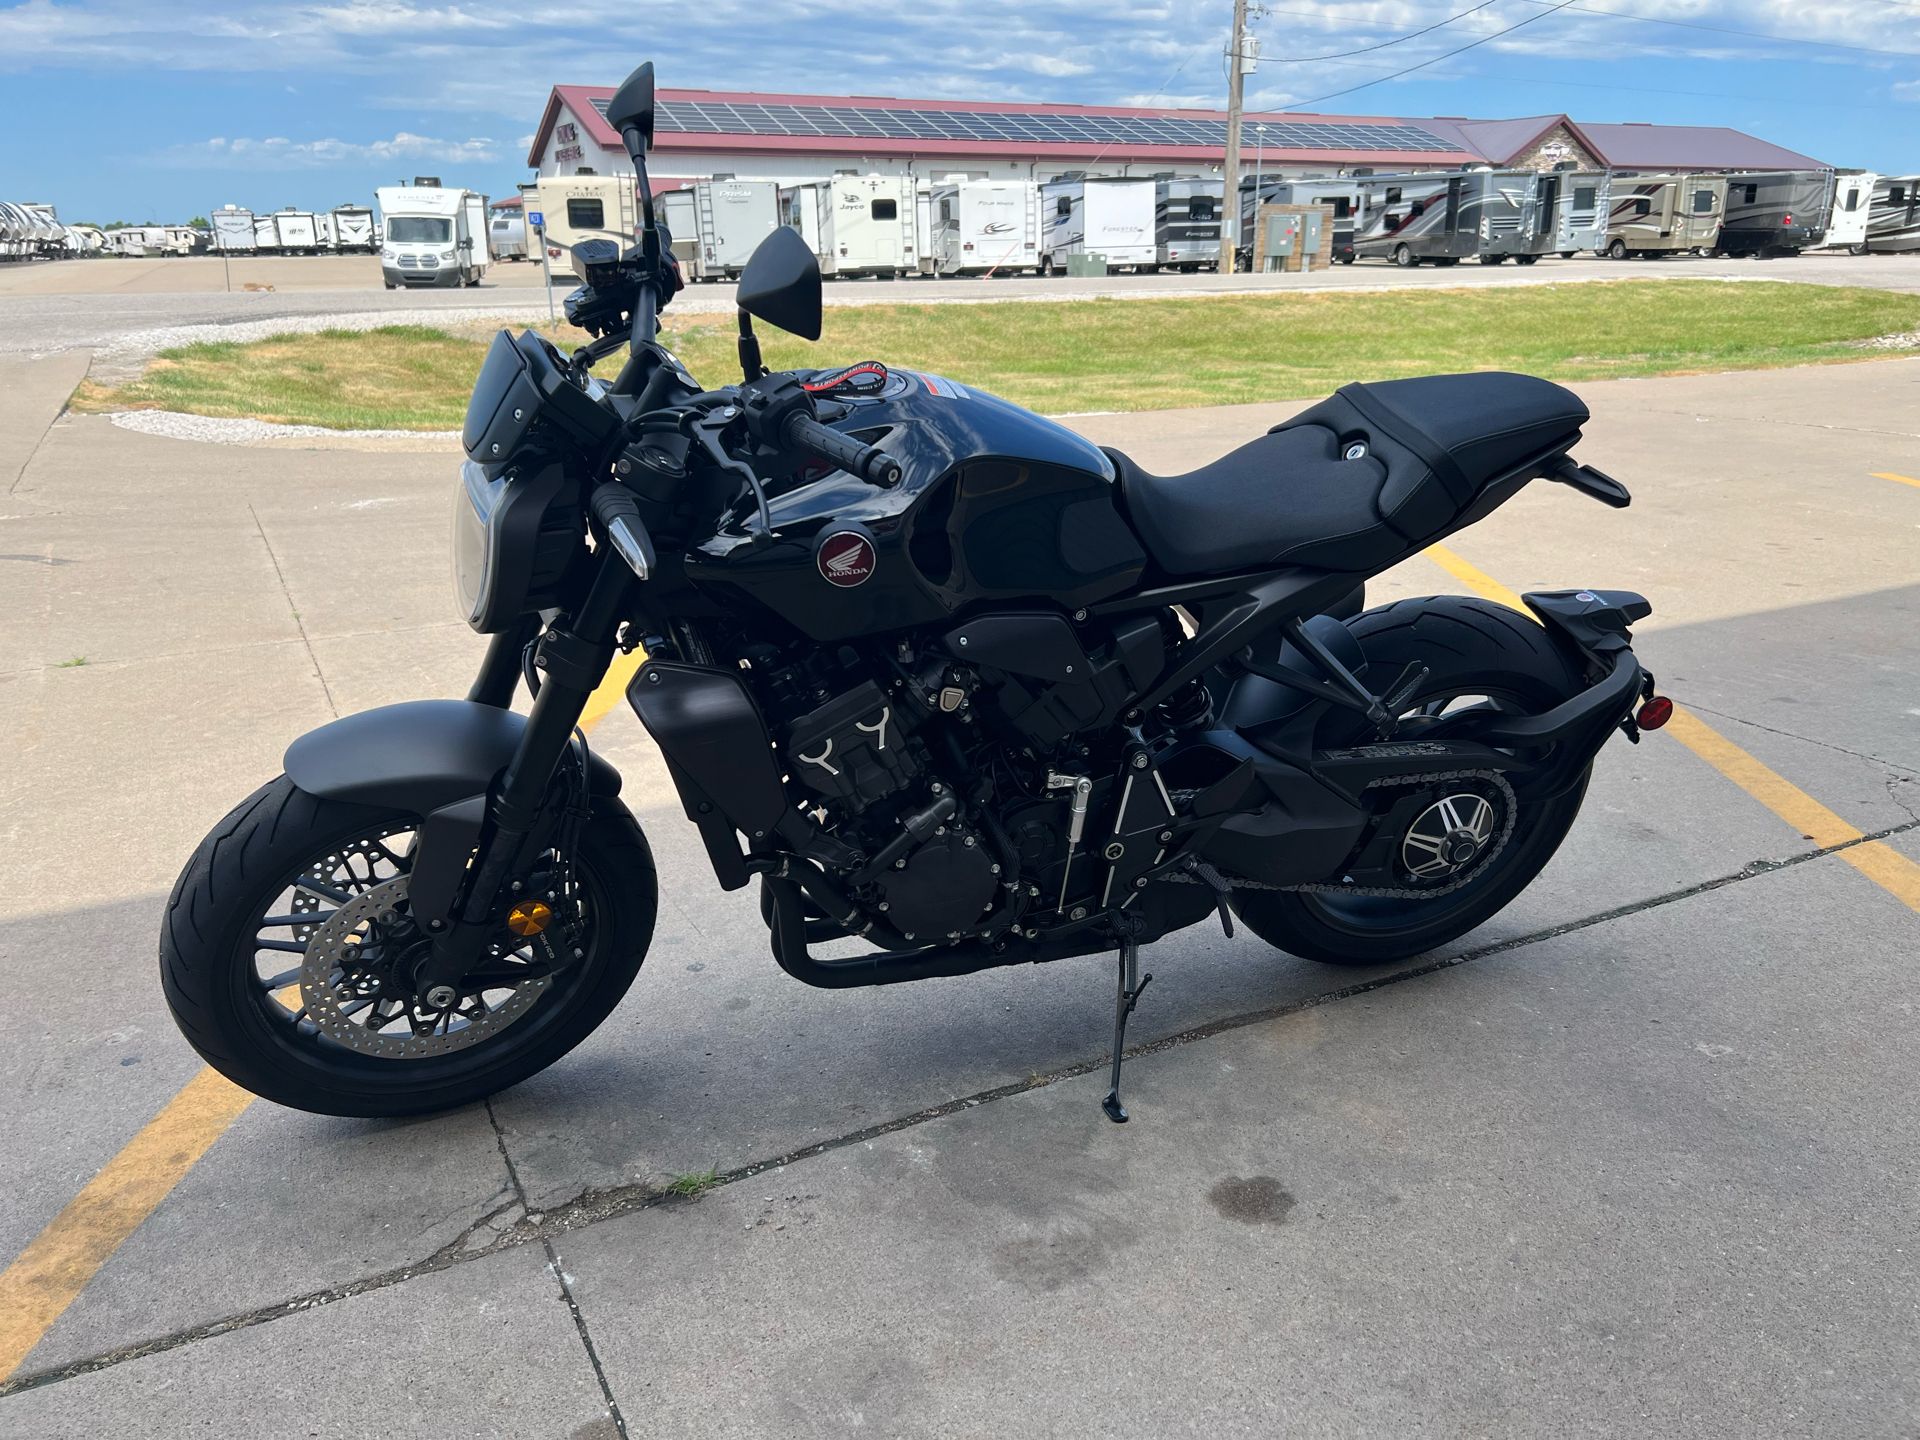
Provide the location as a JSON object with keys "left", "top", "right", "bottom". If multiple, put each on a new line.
{"left": 1782, "top": 214, "right": 1793, "bottom": 227}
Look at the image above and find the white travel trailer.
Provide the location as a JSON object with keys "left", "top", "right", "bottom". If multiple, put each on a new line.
{"left": 659, "top": 188, "right": 698, "bottom": 272}
{"left": 375, "top": 182, "right": 489, "bottom": 288}
{"left": 1040, "top": 177, "right": 1156, "bottom": 273}
{"left": 685, "top": 178, "right": 783, "bottom": 281}
{"left": 0, "top": 203, "right": 26, "bottom": 260}
{"left": 1821, "top": 171, "right": 1878, "bottom": 252}
{"left": 331, "top": 204, "right": 377, "bottom": 252}
{"left": 1865, "top": 175, "right": 1920, "bottom": 253}
{"left": 921, "top": 180, "right": 1041, "bottom": 276}
{"left": 522, "top": 174, "right": 637, "bottom": 277}
{"left": 488, "top": 204, "right": 528, "bottom": 261}
{"left": 252, "top": 213, "right": 281, "bottom": 252}
{"left": 271, "top": 210, "right": 321, "bottom": 254}
{"left": 782, "top": 174, "right": 916, "bottom": 279}
{"left": 210, "top": 207, "right": 258, "bottom": 253}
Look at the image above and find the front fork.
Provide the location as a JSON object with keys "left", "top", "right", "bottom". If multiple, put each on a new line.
{"left": 413, "top": 554, "right": 634, "bottom": 996}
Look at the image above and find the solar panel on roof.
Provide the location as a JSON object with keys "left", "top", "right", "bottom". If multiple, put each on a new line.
{"left": 596, "top": 96, "right": 1453, "bottom": 151}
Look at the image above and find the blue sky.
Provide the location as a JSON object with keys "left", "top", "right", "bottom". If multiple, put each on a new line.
{"left": 4, "top": 0, "right": 1919, "bottom": 223}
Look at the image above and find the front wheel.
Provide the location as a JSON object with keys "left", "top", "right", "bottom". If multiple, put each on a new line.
{"left": 161, "top": 775, "right": 657, "bottom": 1116}
{"left": 1235, "top": 597, "right": 1590, "bottom": 966}
{"left": 1393, "top": 244, "right": 1415, "bottom": 268}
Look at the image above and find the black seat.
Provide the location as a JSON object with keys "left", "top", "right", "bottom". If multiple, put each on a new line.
{"left": 1111, "top": 373, "right": 1589, "bottom": 577}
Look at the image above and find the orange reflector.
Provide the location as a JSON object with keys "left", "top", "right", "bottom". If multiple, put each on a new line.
{"left": 1637, "top": 696, "right": 1674, "bottom": 731}
{"left": 505, "top": 900, "right": 553, "bottom": 938}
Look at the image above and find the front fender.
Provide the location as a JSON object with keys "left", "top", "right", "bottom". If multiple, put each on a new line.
{"left": 284, "top": 700, "right": 623, "bottom": 812}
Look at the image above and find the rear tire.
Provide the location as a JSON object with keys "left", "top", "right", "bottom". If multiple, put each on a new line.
{"left": 1608, "top": 238, "right": 1628, "bottom": 260}
{"left": 1393, "top": 244, "right": 1415, "bottom": 268}
{"left": 161, "top": 775, "right": 656, "bottom": 1117}
{"left": 1235, "top": 597, "right": 1590, "bottom": 966}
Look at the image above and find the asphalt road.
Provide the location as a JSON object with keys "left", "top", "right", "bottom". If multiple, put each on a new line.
{"left": 3, "top": 249, "right": 1918, "bottom": 361}
{"left": 0, "top": 351, "right": 1917, "bottom": 1435}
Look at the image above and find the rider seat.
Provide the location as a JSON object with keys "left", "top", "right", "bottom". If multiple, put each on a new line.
{"left": 1109, "top": 372, "right": 1589, "bottom": 577}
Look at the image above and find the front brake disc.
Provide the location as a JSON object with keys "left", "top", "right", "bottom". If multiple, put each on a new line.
{"left": 301, "top": 876, "right": 551, "bottom": 1059}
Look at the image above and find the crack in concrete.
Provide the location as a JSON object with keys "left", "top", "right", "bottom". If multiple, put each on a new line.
{"left": 1678, "top": 699, "right": 1920, "bottom": 779}
{"left": 486, "top": 1100, "right": 629, "bottom": 1440}
{"left": 6, "top": 812, "right": 1917, "bottom": 1402}
{"left": 247, "top": 504, "right": 338, "bottom": 719}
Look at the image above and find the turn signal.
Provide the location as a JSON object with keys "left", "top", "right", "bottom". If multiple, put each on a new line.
{"left": 1636, "top": 696, "right": 1674, "bottom": 731}
{"left": 506, "top": 899, "right": 554, "bottom": 938}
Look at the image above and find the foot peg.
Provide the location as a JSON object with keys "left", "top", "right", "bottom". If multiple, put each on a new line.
{"left": 1185, "top": 857, "right": 1236, "bottom": 938}
{"left": 1101, "top": 935, "right": 1153, "bottom": 1124}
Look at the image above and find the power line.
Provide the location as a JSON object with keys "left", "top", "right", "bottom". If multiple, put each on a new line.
{"left": 1280, "top": 0, "right": 1580, "bottom": 110}
{"left": 1264, "top": 0, "right": 1502, "bottom": 62}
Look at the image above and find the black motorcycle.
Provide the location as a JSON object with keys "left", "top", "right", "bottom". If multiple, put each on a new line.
{"left": 161, "top": 64, "right": 1666, "bottom": 1123}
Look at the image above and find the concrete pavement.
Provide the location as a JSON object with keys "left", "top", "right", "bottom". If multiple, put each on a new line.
{"left": 6, "top": 249, "right": 1919, "bottom": 362}
{"left": 0, "top": 353, "right": 1916, "bottom": 1434}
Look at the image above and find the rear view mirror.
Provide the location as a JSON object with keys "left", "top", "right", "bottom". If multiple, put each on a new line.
{"left": 736, "top": 227, "right": 822, "bottom": 341}
{"left": 606, "top": 63, "right": 655, "bottom": 154}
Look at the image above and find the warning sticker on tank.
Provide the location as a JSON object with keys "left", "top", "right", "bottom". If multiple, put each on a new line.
{"left": 917, "top": 372, "right": 972, "bottom": 400}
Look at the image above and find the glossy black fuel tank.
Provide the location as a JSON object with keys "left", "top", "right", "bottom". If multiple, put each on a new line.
{"left": 685, "top": 370, "right": 1147, "bottom": 642}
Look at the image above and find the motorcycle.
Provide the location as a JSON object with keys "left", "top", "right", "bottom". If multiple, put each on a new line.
{"left": 160, "top": 63, "right": 1667, "bottom": 1124}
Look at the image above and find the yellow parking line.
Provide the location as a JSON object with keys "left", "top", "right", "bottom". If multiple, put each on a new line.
{"left": 0, "top": 1070, "right": 253, "bottom": 1379}
{"left": 1871, "top": 471, "right": 1920, "bottom": 490}
{"left": 1426, "top": 543, "right": 1920, "bottom": 916}
{"left": 0, "top": 660, "right": 641, "bottom": 1381}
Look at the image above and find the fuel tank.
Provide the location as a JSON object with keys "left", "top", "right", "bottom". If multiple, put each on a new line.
{"left": 684, "top": 369, "right": 1147, "bottom": 642}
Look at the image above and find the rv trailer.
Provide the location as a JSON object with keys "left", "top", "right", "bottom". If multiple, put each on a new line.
{"left": 1040, "top": 177, "right": 1156, "bottom": 273}
{"left": 1350, "top": 172, "right": 1482, "bottom": 266}
{"left": 1542, "top": 171, "right": 1610, "bottom": 257}
{"left": 686, "top": 178, "right": 782, "bottom": 281}
{"left": 920, "top": 180, "right": 1041, "bottom": 276}
{"left": 1153, "top": 178, "right": 1223, "bottom": 271}
{"left": 487, "top": 204, "right": 527, "bottom": 261}
{"left": 1462, "top": 169, "right": 1554, "bottom": 263}
{"left": 1601, "top": 173, "right": 1725, "bottom": 258}
{"left": 782, "top": 174, "right": 917, "bottom": 279}
{"left": 658, "top": 188, "right": 698, "bottom": 272}
{"left": 252, "top": 213, "right": 282, "bottom": 253}
{"left": 524, "top": 175, "right": 636, "bottom": 278}
{"left": 1716, "top": 170, "right": 1831, "bottom": 255}
{"left": 209, "top": 207, "right": 258, "bottom": 254}
{"left": 374, "top": 182, "right": 489, "bottom": 288}
{"left": 1864, "top": 175, "right": 1920, "bottom": 253}
{"left": 331, "top": 204, "right": 377, "bottom": 253}
{"left": 1237, "top": 177, "right": 1361, "bottom": 268}
{"left": 270, "top": 210, "right": 321, "bottom": 254}
{"left": 0, "top": 203, "right": 25, "bottom": 260}
{"left": 1820, "top": 172, "right": 1877, "bottom": 253}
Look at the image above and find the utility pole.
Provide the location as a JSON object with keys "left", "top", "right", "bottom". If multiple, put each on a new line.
{"left": 1222, "top": 0, "right": 1250, "bottom": 268}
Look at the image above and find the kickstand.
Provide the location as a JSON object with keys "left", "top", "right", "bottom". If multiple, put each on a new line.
{"left": 1100, "top": 934, "right": 1153, "bottom": 1124}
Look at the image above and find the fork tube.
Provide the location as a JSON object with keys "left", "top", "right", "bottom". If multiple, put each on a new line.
{"left": 467, "top": 614, "right": 539, "bottom": 709}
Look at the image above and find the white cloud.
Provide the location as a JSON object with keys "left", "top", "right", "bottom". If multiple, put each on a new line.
{"left": 1895, "top": 79, "right": 1920, "bottom": 102}
{"left": 169, "top": 131, "right": 502, "bottom": 167}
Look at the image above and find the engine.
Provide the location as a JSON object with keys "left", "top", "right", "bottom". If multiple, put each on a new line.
{"left": 742, "top": 607, "right": 1177, "bottom": 943}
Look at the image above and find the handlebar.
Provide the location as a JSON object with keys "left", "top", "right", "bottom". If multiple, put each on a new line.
{"left": 781, "top": 412, "right": 903, "bottom": 488}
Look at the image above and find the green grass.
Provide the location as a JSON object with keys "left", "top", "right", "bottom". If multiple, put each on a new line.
{"left": 57, "top": 656, "right": 88, "bottom": 668}
{"left": 75, "top": 282, "right": 1920, "bottom": 431}
{"left": 661, "top": 1168, "right": 721, "bottom": 1198}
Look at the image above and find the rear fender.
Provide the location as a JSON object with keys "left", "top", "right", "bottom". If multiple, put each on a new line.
{"left": 1521, "top": 588, "right": 1651, "bottom": 662}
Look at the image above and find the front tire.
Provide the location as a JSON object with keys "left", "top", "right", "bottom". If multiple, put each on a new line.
{"left": 1235, "top": 597, "right": 1590, "bottom": 966}
{"left": 161, "top": 775, "right": 656, "bottom": 1116}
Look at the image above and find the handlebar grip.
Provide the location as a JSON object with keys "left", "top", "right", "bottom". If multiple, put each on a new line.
{"left": 782, "top": 413, "right": 902, "bottom": 487}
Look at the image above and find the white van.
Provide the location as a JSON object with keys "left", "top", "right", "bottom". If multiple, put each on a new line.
{"left": 375, "top": 183, "right": 489, "bottom": 288}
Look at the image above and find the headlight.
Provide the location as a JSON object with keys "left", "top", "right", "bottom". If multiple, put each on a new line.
{"left": 451, "top": 459, "right": 583, "bottom": 633}
{"left": 381, "top": 247, "right": 395, "bottom": 260}
{"left": 441, "top": 249, "right": 456, "bottom": 263}
{"left": 451, "top": 461, "right": 500, "bottom": 630}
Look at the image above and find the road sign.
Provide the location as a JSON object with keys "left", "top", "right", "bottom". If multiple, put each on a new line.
{"left": 528, "top": 211, "right": 545, "bottom": 230}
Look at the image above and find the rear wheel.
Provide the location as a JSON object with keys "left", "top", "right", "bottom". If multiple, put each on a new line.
{"left": 161, "top": 775, "right": 656, "bottom": 1116}
{"left": 1393, "top": 244, "right": 1415, "bottom": 268}
{"left": 1608, "top": 238, "right": 1628, "bottom": 260}
{"left": 1235, "top": 597, "right": 1590, "bottom": 966}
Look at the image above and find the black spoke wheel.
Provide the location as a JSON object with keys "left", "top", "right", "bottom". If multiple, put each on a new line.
{"left": 162, "top": 775, "right": 656, "bottom": 1117}
{"left": 1234, "top": 597, "right": 1591, "bottom": 966}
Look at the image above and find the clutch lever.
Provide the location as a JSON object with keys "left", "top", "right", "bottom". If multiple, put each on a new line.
{"left": 683, "top": 403, "right": 775, "bottom": 546}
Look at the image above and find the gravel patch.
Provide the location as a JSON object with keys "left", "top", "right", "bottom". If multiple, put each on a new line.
{"left": 106, "top": 409, "right": 458, "bottom": 449}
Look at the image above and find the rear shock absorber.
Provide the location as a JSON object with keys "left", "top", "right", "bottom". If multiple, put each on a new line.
{"left": 1156, "top": 676, "right": 1215, "bottom": 733}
